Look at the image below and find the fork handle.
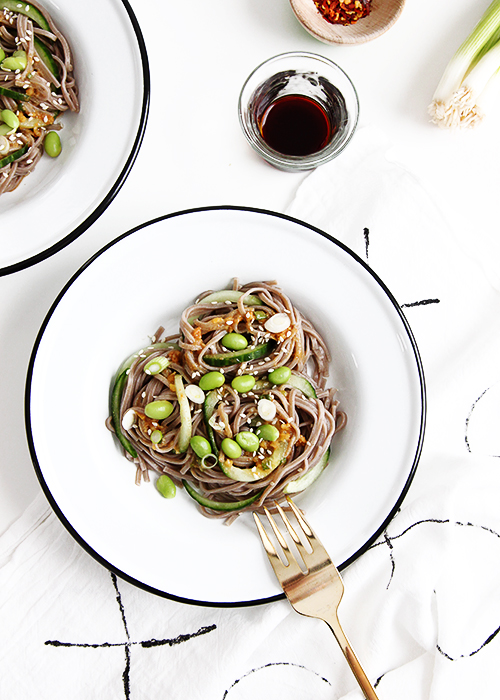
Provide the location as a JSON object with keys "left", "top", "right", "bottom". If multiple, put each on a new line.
{"left": 324, "top": 613, "right": 380, "bottom": 700}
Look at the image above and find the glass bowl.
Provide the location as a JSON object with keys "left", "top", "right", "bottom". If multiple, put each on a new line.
{"left": 238, "top": 52, "right": 359, "bottom": 172}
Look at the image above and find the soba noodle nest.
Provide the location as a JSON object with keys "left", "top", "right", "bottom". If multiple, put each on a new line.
{"left": 0, "top": 0, "right": 78, "bottom": 194}
{"left": 107, "top": 280, "right": 346, "bottom": 523}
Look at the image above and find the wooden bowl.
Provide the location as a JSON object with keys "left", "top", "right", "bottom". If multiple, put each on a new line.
{"left": 289, "top": 0, "right": 406, "bottom": 45}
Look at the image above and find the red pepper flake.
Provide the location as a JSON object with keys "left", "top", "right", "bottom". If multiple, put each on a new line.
{"left": 313, "top": 0, "right": 372, "bottom": 26}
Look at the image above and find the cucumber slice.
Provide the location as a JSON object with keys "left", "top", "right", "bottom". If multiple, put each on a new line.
{"left": 188, "top": 290, "right": 264, "bottom": 325}
{"left": 261, "top": 438, "right": 290, "bottom": 470}
{"left": 203, "top": 389, "right": 220, "bottom": 454}
{"left": 1, "top": 1, "right": 50, "bottom": 30}
{"left": 203, "top": 392, "right": 259, "bottom": 481}
{"left": 0, "top": 85, "right": 29, "bottom": 102}
{"left": 34, "top": 37, "right": 59, "bottom": 79}
{"left": 183, "top": 480, "right": 262, "bottom": 512}
{"left": 116, "top": 342, "right": 179, "bottom": 375}
{"left": 287, "top": 373, "right": 317, "bottom": 399}
{"left": 174, "top": 374, "right": 191, "bottom": 453}
{"left": 0, "top": 144, "right": 28, "bottom": 168}
{"left": 110, "top": 371, "right": 137, "bottom": 459}
{"left": 219, "top": 438, "right": 291, "bottom": 482}
{"left": 199, "top": 290, "right": 262, "bottom": 306}
{"left": 284, "top": 448, "right": 330, "bottom": 494}
{"left": 204, "top": 340, "right": 275, "bottom": 367}
{"left": 219, "top": 459, "right": 266, "bottom": 482}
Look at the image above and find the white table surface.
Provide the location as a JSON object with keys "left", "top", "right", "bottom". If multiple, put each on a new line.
{"left": 0, "top": 0, "right": 498, "bottom": 535}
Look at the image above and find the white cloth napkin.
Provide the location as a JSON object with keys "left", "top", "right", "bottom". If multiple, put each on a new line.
{"left": 2, "top": 126, "right": 500, "bottom": 699}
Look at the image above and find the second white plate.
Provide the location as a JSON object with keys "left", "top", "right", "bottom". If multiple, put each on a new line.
{"left": 0, "top": 0, "right": 149, "bottom": 275}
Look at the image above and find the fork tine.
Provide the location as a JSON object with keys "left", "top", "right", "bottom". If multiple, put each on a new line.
{"left": 285, "top": 497, "right": 314, "bottom": 538}
{"left": 285, "top": 497, "right": 330, "bottom": 561}
{"left": 263, "top": 506, "right": 289, "bottom": 551}
{"left": 275, "top": 501, "right": 316, "bottom": 571}
{"left": 254, "top": 510, "right": 303, "bottom": 579}
{"left": 274, "top": 501, "right": 302, "bottom": 546}
{"left": 253, "top": 511, "right": 276, "bottom": 556}
{"left": 253, "top": 512, "right": 290, "bottom": 579}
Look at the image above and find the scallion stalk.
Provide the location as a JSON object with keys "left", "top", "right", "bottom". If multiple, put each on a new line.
{"left": 429, "top": 0, "right": 500, "bottom": 129}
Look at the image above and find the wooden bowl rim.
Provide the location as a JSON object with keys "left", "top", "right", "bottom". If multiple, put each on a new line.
{"left": 289, "top": 0, "right": 406, "bottom": 45}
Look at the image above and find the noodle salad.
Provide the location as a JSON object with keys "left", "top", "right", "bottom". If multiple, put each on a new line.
{"left": 108, "top": 280, "right": 346, "bottom": 522}
{"left": 0, "top": 0, "right": 78, "bottom": 194}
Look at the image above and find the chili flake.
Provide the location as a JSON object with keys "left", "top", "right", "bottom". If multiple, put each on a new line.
{"left": 313, "top": 0, "right": 372, "bottom": 25}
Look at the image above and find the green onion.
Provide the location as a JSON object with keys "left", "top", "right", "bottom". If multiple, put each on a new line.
{"left": 150, "top": 429, "right": 163, "bottom": 444}
{"left": 174, "top": 373, "right": 192, "bottom": 453}
{"left": 144, "top": 356, "right": 170, "bottom": 375}
{"left": 429, "top": 0, "right": 500, "bottom": 129}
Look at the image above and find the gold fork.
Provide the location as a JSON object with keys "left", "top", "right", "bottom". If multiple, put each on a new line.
{"left": 254, "top": 498, "right": 380, "bottom": 700}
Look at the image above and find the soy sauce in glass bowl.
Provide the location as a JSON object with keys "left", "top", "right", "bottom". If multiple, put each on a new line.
{"left": 260, "top": 94, "right": 332, "bottom": 157}
{"left": 238, "top": 52, "right": 359, "bottom": 172}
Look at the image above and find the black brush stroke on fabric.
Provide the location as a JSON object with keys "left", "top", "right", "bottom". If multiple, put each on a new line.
{"left": 400, "top": 299, "right": 440, "bottom": 308}
{"left": 360, "top": 228, "right": 440, "bottom": 309}
{"left": 363, "top": 227, "right": 369, "bottom": 259}
{"left": 370, "top": 518, "right": 500, "bottom": 661}
{"left": 222, "top": 661, "right": 331, "bottom": 698}
{"left": 44, "top": 572, "right": 216, "bottom": 699}
{"left": 437, "top": 622, "right": 500, "bottom": 660}
{"left": 465, "top": 387, "right": 490, "bottom": 454}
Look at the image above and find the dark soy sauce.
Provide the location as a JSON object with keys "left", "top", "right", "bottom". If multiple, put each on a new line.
{"left": 259, "top": 94, "right": 334, "bottom": 157}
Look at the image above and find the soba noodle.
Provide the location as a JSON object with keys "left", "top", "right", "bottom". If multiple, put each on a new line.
{"left": 108, "top": 280, "right": 346, "bottom": 522}
{"left": 0, "top": 0, "right": 78, "bottom": 194}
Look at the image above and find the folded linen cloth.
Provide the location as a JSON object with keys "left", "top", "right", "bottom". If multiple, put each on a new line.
{"left": 2, "top": 127, "right": 500, "bottom": 699}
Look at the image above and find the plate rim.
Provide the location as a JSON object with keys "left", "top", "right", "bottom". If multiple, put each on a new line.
{"left": 0, "top": 0, "right": 150, "bottom": 278}
{"left": 24, "top": 204, "right": 426, "bottom": 608}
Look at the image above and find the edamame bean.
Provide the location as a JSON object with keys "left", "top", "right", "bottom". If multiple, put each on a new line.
{"left": 1, "top": 109, "right": 18, "bottom": 130}
{"left": 235, "top": 431, "right": 260, "bottom": 452}
{"left": 1, "top": 52, "right": 26, "bottom": 71}
{"left": 231, "top": 374, "right": 256, "bottom": 393}
{"left": 256, "top": 424, "right": 280, "bottom": 442}
{"left": 0, "top": 124, "right": 12, "bottom": 136}
{"left": 0, "top": 48, "right": 5, "bottom": 63}
{"left": 190, "top": 435, "right": 212, "bottom": 459}
{"left": 268, "top": 366, "right": 291, "bottom": 385}
{"left": 13, "top": 50, "right": 27, "bottom": 68}
{"left": 44, "top": 131, "right": 62, "bottom": 158}
{"left": 156, "top": 474, "right": 176, "bottom": 499}
{"left": 144, "top": 400, "right": 174, "bottom": 420}
{"left": 199, "top": 371, "right": 225, "bottom": 391}
{"left": 221, "top": 437, "right": 242, "bottom": 459}
{"left": 221, "top": 332, "right": 248, "bottom": 350}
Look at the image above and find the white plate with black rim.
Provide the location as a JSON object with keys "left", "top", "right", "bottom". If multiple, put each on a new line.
{"left": 0, "top": 0, "right": 149, "bottom": 276}
{"left": 25, "top": 206, "right": 425, "bottom": 607}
